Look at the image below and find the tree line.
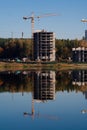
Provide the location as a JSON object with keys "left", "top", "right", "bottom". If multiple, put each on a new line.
{"left": 0, "top": 38, "right": 32, "bottom": 59}
{"left": 56, "top": 39, "right": 87, "bottom": 62}
{"left": 0, "top": 70, "right": 86, "bottom": 93}
{"left": 0, "top": 38, "right": 87, "bottom": 61}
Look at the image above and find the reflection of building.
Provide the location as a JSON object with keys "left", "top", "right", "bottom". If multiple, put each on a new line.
{"left": 72, "top": 70, "right": 87, "bottom": 86}
{"left": 83, "top": 91, "right": 87, "bottom": 99}
{"left": 33, "top": 30, "right": 55, "bottom": 61}
{"left": 33, "top": 71, "right": 55, "bottom": 101}
{"left": 72, "top": 47, "right": 87, "bottom": 62}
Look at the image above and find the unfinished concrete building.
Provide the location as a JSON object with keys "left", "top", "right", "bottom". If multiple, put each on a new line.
{"left": 33, "top": 30, "right": 55, "bottom": 61}
{"left": 72, "top": 47, "right": 87, "bottom": 62}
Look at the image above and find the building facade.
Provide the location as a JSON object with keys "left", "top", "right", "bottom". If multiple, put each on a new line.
{"left": 33, "top": 30, "right": 55, "bottom": 61}
{"left": 72, "top": 47, "right": 87, "bottom": 62}
{"left": 85, "top": 30, "right": 87, "bottom": 40}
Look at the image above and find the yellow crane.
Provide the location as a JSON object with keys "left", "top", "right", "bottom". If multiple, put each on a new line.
{"left": 23, "top": 12, "right": 57, "bottom": 36}
{"left": 23, "top": 12, "right": 58, "bottom": 60}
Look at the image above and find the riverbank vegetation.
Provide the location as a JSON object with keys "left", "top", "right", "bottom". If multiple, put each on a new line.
{"left": 0, "top": 38, "right": 87, "bottom": 61}
{"left": 0, "top": 70, "right": 87, "bottom": 93}
{"left": 0, "top": 38, "right": 87, "bottom": 71}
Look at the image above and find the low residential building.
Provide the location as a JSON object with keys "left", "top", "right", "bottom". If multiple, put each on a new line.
{"left": 72, "top": 47, "right": 87, "bottom": 62}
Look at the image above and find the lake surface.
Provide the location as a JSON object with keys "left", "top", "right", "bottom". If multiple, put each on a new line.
{"left": 0, "top": 69, "right": 87, "bottom": 130}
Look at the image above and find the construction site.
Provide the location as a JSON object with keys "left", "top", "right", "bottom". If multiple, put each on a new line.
{"left": 33, "top": 30, "right": 55, "bottom": 61}
{"left": 23, "top": 13, "right": 56, "bottom": 62}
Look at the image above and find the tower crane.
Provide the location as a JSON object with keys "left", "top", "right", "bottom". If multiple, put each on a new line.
{"left": 23, "top": 12, "right": 58, "bottom": 60}
{"left": 23, "top": 12, "right": 57, "bottom": 37}
{"left": 23, "top": 97, "right": 58, "bottom": 120}
{"left": 81, "top": 18, "right": 87, "bottom": 40}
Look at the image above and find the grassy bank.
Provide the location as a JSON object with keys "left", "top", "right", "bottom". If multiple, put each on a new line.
{"left": 0, "top": 62, "right": 87, "bottom": 71}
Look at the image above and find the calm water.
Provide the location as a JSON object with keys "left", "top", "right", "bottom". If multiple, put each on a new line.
{"left": 0, "top": 70, "right": 87, "bottom": 130}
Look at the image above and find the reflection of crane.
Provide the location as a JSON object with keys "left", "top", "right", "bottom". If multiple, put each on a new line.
{"left": 23, "top": 71, "right": 57, "bottom": 120}
{"left": 81, "top": 109, "right": 87, "bottom": 114}
{"left": 24, "top": 94, "right": 35, "bottom": 119}
{"left": 23, "top": 95, "right": 58, "bottom": 120}
{"left": 24, "top": 97, "right": 41, "bottom": 119}
{"left": 23, "top": 12, "right": 58, "bottom": 60}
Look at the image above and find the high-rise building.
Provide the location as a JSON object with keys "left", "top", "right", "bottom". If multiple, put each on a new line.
{"left": 85, "top": 30, "right": 87, "bottom": 40}
{"left": 33, "top": 30, "right": 55, "bottom": 61}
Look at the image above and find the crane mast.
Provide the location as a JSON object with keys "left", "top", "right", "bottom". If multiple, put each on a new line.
{"left": 23, "top": 12, "right": 57, "bottom": 60}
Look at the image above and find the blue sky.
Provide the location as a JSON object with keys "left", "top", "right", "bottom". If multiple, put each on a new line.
{"left": 0, "top": 0, "right": 87, "bottom": 39}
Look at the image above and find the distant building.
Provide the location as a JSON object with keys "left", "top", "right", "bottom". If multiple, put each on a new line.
{"left": 72, "top": 47, "right": 87, "bottom": 62}
{"left": 33, "top": 30, "right": 55, "bottom": 61}
{"left": 85, "top": 30, "right": 87, "bottom": 40}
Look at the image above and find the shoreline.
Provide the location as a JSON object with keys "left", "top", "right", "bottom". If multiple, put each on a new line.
{"left": 0, "top": 62, "right": 87, "bottom": 71}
